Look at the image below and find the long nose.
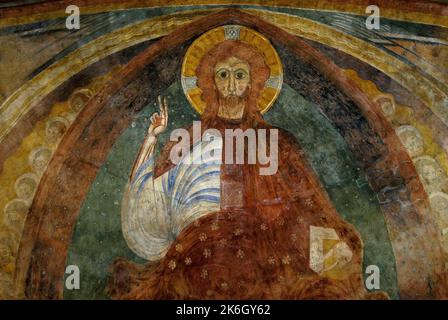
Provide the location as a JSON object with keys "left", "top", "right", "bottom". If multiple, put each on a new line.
{"left": 228, "top": 73, "right": 236, "bottom": 94}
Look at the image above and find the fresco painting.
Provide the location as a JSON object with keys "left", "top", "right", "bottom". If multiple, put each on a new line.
{"left": 0, "top": 1, "right": 447, "bottom": 300}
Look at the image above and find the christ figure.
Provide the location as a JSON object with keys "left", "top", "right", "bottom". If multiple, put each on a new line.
{"left": 108, "top": 40, "right": 386, "bottom": 300}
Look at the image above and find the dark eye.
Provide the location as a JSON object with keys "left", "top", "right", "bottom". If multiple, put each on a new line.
{"left": 235, "top": 70, "right": 246, "bottom": 79}
{"left": 218, "top": 70, "right": 228, "bottom": 79}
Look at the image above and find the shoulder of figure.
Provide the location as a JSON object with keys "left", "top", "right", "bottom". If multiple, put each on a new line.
{"left": 269, "top": 126, "right": 296, "bottom": 143}
{"left": 269, "top": 126, "right": 306, "bottom": 156}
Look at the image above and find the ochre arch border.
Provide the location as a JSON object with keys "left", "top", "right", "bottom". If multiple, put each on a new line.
{"left": 14, "top": 8, "right": 446, "bottom": 299}
{"left": 0, "top": 0, "right": 446, "bottom": 27}
{"left": 2, "top": 8, "right": 446, "bottom": 148}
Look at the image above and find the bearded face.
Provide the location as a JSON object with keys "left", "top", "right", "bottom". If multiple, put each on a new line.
{"left": 213, "top": 56, "right": 251, "bottom": 120}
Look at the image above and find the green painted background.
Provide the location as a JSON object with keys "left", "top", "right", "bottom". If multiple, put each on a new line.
{"left": 64, "top": 81, "right": 398, "bottom": 299}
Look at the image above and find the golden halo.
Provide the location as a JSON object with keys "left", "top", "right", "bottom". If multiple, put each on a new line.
{"left": 181, "top": 25, "right": 283, "bottom": 114}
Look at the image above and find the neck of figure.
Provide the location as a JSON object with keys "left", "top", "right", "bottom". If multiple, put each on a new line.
{"left": 217, "top": 96, "right": 246, "bottom": 121}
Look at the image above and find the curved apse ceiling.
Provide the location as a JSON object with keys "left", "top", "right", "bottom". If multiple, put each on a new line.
{"left": 0, "top": 1, "right": 447, "bottom": 301}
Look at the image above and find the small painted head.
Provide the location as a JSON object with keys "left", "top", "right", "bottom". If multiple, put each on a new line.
{"left": 15, "top": 173, "right": 38, "bottom": 201}
{"left": 29, "top": 147, "right": 52, "bottom": 175}
{"left": 46, "top": 117, "right": 68, "bottom": 144}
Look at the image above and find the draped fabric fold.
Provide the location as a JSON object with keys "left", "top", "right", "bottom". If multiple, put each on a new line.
{"left": 108, "top": 121, "right": 386, "bottom": 299}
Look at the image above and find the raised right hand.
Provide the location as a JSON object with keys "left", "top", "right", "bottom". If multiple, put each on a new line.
{"left": 148, "top": 95, "right": 169, "bottom": 137}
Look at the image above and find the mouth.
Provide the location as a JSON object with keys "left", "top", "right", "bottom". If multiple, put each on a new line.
{"left": 225, "top": 91, "right": 243, "bottom": 97}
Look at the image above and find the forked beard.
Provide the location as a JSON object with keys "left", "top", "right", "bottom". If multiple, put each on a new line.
{"left": 217, "top": 94, "right": 247, "bottom": 120}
